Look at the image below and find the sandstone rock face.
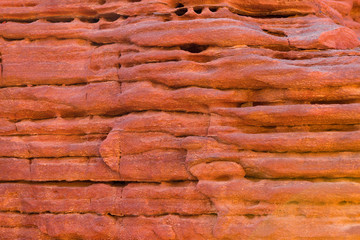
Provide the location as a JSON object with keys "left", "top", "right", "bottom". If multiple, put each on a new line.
{"left": 1, "top": 0, "right": 360, "bottom": 239}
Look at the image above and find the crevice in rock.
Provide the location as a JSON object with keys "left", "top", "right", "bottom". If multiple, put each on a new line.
{"left": 228, "top": 7, "right": 309, "bottom": 19}
{"left": 262, "top": 29, "right": 287, "bottom": 37}
{"left": 90, "top": 41, "right": 107, "bottom": 47}
{"left": 261, "top": 44, "right": 293, "bottom": 51}
{"left": 237, "top": 99, "right": 360, "bottom": 108}
{"left": 310, "top": 100, "right": 359, "bottom": 105}
{"left": 240, "top": 124, "right": 360, "bottom": 134}
{"left": 244, "top": 214, "right": 268, "bottom": 219}
{"left": 122, "top": 59, "right": 182, "bottom": 68}
{"left": 79, "top": 17, "right": 100, "bottom": 23}
{"left": 179, "top": 44, "right": 209, "bottom": 53}
{"left": 244, "top": 176, "right": 360, "bottom": 182}
{"left": 29, "top": 158, "right": 33, "bottom": 177}
{"left": 0, "top": 179, "right": 196, "bottom": 185}
{"left": 2, "top": 36, "right": 26, "bottom": 41}
{"left": 45, "top": 17, "right": 75, "bottom": 23}
{"left": 0, "top": 18, "right": 38, "bottom": 23}
{"left": 338, "top": 201, "right": 355, "bottom": 205}
{"left": 0, "top": 210, "right": 106, "bottom": 216}
{"left": 0, "top": 53, "right": 2, "bottom": 79}
{"left": 100, "top": 13, "right": 121, "bottom": 22}
{"left": 244, "top": 149, "right": 360, "bottom": 154}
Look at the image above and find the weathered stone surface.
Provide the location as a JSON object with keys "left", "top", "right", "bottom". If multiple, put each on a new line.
{"left": 2, "top": 0, "right": 360, "bottom": 238}
{"left": 0, "top": 212, "right": 217, "bottom": 240}
{"left": 189, "top": 161, "right": 245, "bottom": 180}
{"left": 240, "top": 152, "right": 360, "bottom": 178}
{"left": 213, "top": 216, "right": 360, "bottom": 240}
{"left": 0, "top": 135, "right": 103, "bottom": 158}
{"left": 218, "top": 131, "right": 360, "bottom": 152}
{"left": 0, "top": 182, "right": 214, "bottom": 216}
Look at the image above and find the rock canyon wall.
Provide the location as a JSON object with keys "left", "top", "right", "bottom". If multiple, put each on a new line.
{"left": 1, "top": 0, "right": 360, "bottom": 239}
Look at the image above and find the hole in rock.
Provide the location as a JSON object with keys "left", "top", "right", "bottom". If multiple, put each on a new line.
{"left": 176, "top": 3, "right": 184, "bottom": 8}
{"left": 98, "top": 0, "right": 106, "bottom": 4}
{"left": 244, "top": 214, "right": 256, "bottom": 219}
{"left": 128, "top": 0, "right": 141, "bottom": 2}
{"left": 180, "top": 44, "right": 209, "bottom": 53}
{"left": 262, "top": 29, "right": 287, "bottom": 37}
{"left": 175, "top": 8, "right": 188, "bottom": 16}
{"left": 209, "top": 6, "right": 219, "bottom": 12}
{"left": 45, "top": 17, "right": 74, "bottom": 23}
{"left": 193, "top": 7, "right": 203, "bottom": 14}
{"left": 80, "top": 17, "right": 100, "bottom": 23}
{"left": 101, "top": 13, "right": 121, "bottom": 22}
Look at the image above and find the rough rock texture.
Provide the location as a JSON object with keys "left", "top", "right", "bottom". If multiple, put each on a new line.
{"left": 1, "top": 0, "right": 360, "bottom": 239}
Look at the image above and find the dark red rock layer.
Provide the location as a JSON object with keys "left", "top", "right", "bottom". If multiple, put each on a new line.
{"left": 1, "top": 0, "right": 360, "bottom": 239}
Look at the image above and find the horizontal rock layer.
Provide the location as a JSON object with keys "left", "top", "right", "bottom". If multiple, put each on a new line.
{"left": 2, "top": 0, "right": 360, "bottom": 239}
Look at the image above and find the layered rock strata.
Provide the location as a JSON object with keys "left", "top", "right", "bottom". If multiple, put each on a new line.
{"left": 1, "top": 0, "right": 360, "bottom": 239}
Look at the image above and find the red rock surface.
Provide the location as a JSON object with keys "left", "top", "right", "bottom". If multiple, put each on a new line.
{"left": 1, "top": 0, "right": 360, "bottom": 239}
